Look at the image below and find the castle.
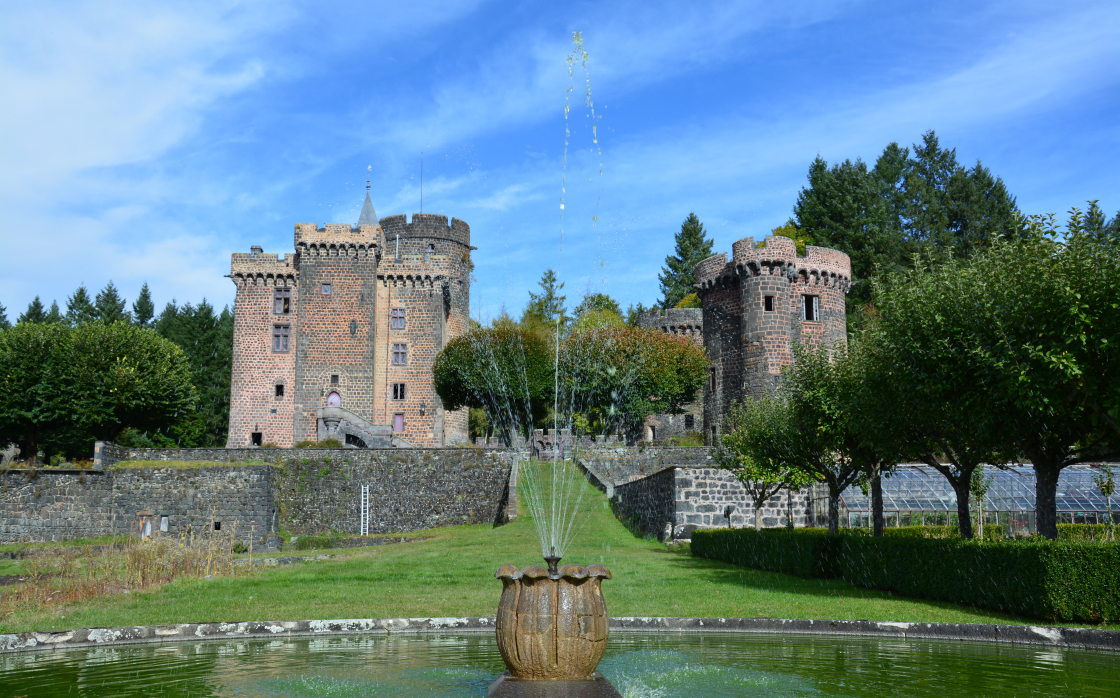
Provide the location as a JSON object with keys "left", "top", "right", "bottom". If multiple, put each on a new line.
{"left": 639, "top": 235, "right": 851, "bottom": 443}
{"left": 226, "top": 187, "right": 473, "bottom": 448}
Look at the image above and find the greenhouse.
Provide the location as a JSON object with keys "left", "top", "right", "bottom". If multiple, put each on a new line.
{"left": 823, "top": 464, "right": 1118, "bottom": 535}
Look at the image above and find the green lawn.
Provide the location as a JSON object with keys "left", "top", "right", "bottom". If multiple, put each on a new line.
{"left": 2, "top": 479, "right": 1113, "bottom": 633}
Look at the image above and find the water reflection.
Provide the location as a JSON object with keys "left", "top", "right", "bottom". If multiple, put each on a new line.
{"left": 1, "top": 632, "right": 1115, "bottom": 697}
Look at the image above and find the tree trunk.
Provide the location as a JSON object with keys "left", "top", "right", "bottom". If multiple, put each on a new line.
{"left": 952, "top": 477, "right": 974, "bottom": 539}
{"left": 871, "top": 467, "right": 884, "bottom": 537}
{"left": 827, "top": 484, "right": 840, "bottom": 534}
{"left": 1034, "top": 463, "right": 1060, "bottom": 540}
{"left": 754, "top": 500, "right": 763, "bottom": 531}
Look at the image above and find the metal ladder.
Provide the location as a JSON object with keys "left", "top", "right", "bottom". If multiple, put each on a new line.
{"left": 360, "top": 485, "right": 369, "bottom": 536}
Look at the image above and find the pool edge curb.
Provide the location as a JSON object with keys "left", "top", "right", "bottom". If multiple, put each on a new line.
{"left": 1, "top": 616, "right": 1116, "bottom": 653}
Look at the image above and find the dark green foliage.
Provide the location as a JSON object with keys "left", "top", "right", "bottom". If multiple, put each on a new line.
{"left": 94, "top": 281, "right": 130, "bottom": 323}
{"left": 64, "top": 321, "right": 197, "bottom": 442}
{"left": 154, "top": 300, "right": 234, "bottom": 447}
{"left": 0, "top": 303, "right": 9, "bottom": 331}
{"left": 17, "top": 296, "right": 48, "bottom": 324}
{"left": 624, "top": 302, "right": 652, "bottom": 327}
{"left": 65, "top": 286, "right": 96, "bottom": 327}
{"left": 44, "top": 301, "right": 63, "bottom": 325}
{"left": 0, "top": 322, "right": 70, "bottom": 459}
{"left": 658, "top": 212, "right": 714, "bottom": 309}
{"left": 879, "top": 525, "right": 1006, "bottom": 541}
{"left": 522, "top": 268, "right": 568, "bottom": 327}
{"left": 132, "top": 282, "right": 155, "bottom": 327}
{"left": 692, "top": 528, "right": 1120, "bottom": 623}
{"left": 573, "top": 292, "right": 621, "bottom": 318}
{"left": 433, "top": 325, "right": 555, "bottom": 443}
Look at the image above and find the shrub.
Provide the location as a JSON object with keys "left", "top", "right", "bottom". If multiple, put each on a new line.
{"left": 692, "top": 528, "right": 1119, "bottom": 623}
{"left": 881, "top": 525, "right": 1006, "bottom": 541}
{"left": 293, "top": 535, "right": 337, "bottom": 551}
{"left": 293, "top": 439, "right": 343, "bottom": 449}
{"left": 1058, "top": 524, "right": 1115, "bottom": 541}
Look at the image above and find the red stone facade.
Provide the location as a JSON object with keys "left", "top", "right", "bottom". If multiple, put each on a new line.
{"left": 227, "top": 206, "right": 471, "bottom": 448}
{"left": 696, "top": 235, "right": 850, "bottom": 438}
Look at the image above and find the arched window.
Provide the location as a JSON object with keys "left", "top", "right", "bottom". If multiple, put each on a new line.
{"left": 327, "top": 391, "right": 341, "bottom": 407}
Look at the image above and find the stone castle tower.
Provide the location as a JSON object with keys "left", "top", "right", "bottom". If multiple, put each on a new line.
{"left": 695, "top": 235, "right": 850, "bottom": 439}
{"left": 226, "top": 187, "right": 473, "bottom": 448}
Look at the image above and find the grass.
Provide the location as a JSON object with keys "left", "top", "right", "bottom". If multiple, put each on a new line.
{"left": 2, "top": 464, "right": 1115, "bottom": 634}
{"left": 111, "top": 460, "right": 270, "bottom": 469}
{"left": 0, "top": 536, "right": 131, "bottom": 554}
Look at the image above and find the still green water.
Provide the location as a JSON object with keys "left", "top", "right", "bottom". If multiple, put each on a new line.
{"left": 1, "top": 632, "right": 1115, "bottom": 697}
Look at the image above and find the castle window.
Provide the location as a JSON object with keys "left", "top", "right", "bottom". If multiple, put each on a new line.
{"left": 322, "top": 283, "right": 332, "bottom": 295}
{"left": 331, "top": 374, "right": 339, "bottom": 385}
{"left": 391, "top": 308, "right": 405, "bottom": 329}
{"left": 685, "top": 414, "right": 695, "bottom": 430}
{"left": 251, "top": 432, "right": 262, "bottom": 447}
{"left": 392, "top": 383, "right": 406, "bottom": 400}
{"left": 213, "top": 521, "right": 221, "bottom": 531}
{"left": 802, "top": 295, "right": 820, "bottom": 322}
{"left": 764, "top": 295, "right": 774, "bottom": 312}
{"left": 393, "top": 414, "right": 405, "bottom": 433}
{"left": 272, "top": 324, "right": 290, "bottom": 352}
{"left": 274, "top": 288, "right": 291, "bottom": 314}
{"left": 275, "top": 384, "right": 284, "bottom": 397}
{"left": 392, "top": 343, "right": 408, "bottom": 366}
{"left": 710, "top": 367, "right": 716, "bottom": 390}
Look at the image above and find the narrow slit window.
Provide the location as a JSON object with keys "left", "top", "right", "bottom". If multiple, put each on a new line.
{"left": 272, "top": 324, "right": 290, "bottom": 352}
{"left": 710, "top": 367, "right": 716, "bottom": 390}
{"left": 391, "top": 308, "right": 405, "bottom": 329}
{"left": 392, "top": 383, "right": 406, "bottom": 400}
{"left": 274, "top": 288, "right": 291, "bottom": 314}
{"left": 392, "top": 343, "right": 408, "bottom": 366}
{"left": 764, "top": 295, "right": 774, "bottom": 312}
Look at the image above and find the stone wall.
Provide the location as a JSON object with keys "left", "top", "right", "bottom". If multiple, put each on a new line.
{"left": 577, "top": 447, "right": 713, "bottom": 492}
{"left": 0, "top": 466, "right": 272, "bottom": 544}
{"left": 612, "top": 466, "right": 812, "bottom": 539}
{"left": 5, "top": 446, "right": 513, "bottom": 543}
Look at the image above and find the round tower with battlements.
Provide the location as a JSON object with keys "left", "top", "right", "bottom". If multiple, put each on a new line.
{"left": 695, "top": 235, "right": 850, "bottom": 440}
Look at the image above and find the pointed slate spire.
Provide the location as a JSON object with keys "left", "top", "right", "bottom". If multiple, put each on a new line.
{"left": 357, "top": 177, "right": 378, "bottom": 227}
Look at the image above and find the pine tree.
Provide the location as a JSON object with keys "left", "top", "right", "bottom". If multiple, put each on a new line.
{"left": 522, "top": 269, "right": 568, "bottom": 326}
{"left": 0, "top": 303, "right": 10, "bottom": 331}
{"left": 44, "top": 301, "right": 63, "bottom": 324}
{"left": 658, "top": 212, "right": 714, "bottom": 309}
{"left": 66, "top": 286, "right": 97, "bottom": 326}
{"left": 18, "top": 296, "right": 47, "bottom": 324}
{"left": 95, "top": 281, "right": 129, "bottom": 323}
{"left": 133, "top": 282, "right": 155, "bottom": 327}
{"left": 903, "top": 130, "right": 960, "bottom": 254}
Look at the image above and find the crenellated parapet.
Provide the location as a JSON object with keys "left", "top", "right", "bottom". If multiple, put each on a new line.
{"left": 696, "top": 235, "right": 851, "bottom": 294}
{"left": 230, "top": 249, "right": 298, "bottom": 286}
{"left": 637, "top": 308, "right": 704, "bottom": 346}
{"left": 293, "top": 222, "right": 382, "bottom": 260}
{"left": 379, "top": 213, "right": 471, "bottom": 248}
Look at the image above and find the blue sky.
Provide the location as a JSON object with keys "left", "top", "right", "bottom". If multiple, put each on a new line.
{"left": 1, "top": 1, "right": 1117, "bottom": 322}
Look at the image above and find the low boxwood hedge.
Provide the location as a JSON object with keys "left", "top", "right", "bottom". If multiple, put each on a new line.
{"left": 691, "top": 528, "right": 1119, "bottom": 623}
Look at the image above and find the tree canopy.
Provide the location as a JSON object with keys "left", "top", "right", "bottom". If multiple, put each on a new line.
{"left": 659, "top": 212, "right": 714, "bottom": 309}
{"left": 522, "top": 268, "right": 569, "bottom": 328}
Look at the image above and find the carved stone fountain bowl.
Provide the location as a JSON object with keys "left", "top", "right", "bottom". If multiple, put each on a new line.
{"left": 495, "top": 563, "right": 612, "bottom": 680}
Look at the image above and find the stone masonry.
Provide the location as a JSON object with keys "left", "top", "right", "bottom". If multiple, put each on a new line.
{"left": 695, "top": 235, "right": 850, "bottom": 438}
{"left": 613, "top": 467, "right": 813, "bottom": 540}
{"left": 227, "top": 187, "right": 472, "bottom": 449}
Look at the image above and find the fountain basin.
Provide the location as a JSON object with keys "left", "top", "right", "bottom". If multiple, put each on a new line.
{"left": 495, "top": 563, "right": 612, "bottom": 680}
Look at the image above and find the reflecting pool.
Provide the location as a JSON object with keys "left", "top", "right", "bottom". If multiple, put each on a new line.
{"left": 1, "top": 631, "right": 1116, "bottom": 697}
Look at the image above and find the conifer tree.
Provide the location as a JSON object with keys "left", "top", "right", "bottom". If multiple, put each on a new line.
{"left": 18, "top": 297, "right": 47, "bottom": 324}
{"left": 133, "top": 282, "right": 155, "bottom": 327}
{"left": 522, "top": 269, "right": 568, "bottom": 327}
{"left": 95, "top": 281, "right": 129, "bottom": 323}
{"left": 659, "top": 212, "right": 714, "bottom": 309}
{"left": 65, "top": 286, "right": 96, "bottom": 326}
{"left": 0, "top": 303, "right": 11, "bottom": 331}
{"left": 44, "top": 301, "right": 63, "bottom": 324}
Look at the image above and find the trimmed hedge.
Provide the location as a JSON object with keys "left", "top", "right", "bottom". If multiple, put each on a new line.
{"left": 1058, "top": 524, "right": 1116, "bottom": 541}
{"left": 691, "top": 528, "right": 1119, "bottom": 623}
{"left": 881, "top": 524, "right": 1006, "bottom": 541}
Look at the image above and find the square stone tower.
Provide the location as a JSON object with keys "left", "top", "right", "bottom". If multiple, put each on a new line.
{"left": 227, "top": 188, "right": 472, "bottom": 448}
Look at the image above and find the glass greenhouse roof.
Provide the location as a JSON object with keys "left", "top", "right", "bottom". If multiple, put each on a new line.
{"left": 840, "top": 464, "right": 1117, "bottom": 513}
